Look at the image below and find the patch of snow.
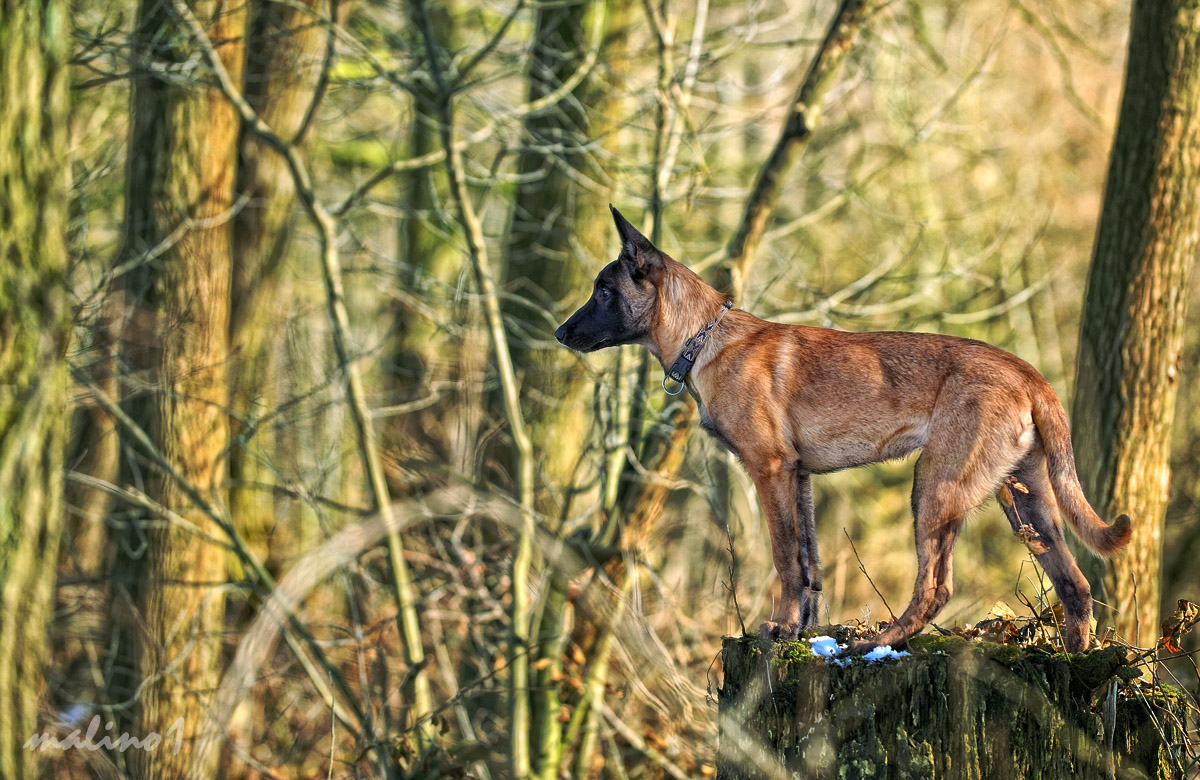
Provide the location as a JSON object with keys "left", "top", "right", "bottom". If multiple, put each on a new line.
{"left": 807, "top": 635, "right": 842, "bottom": 658}
{"left": 54, "top": 703, "right": 92, "bottom": 729}
{"left": 863, "top": 645, "right": 911, "bottom": 663}
{"left": 805, "top": 635, "right": 910, "bottom": 666}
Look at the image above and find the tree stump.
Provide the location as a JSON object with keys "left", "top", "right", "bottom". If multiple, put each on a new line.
{"left": 718, "top": 635, "right": 1189, "bottom": 780}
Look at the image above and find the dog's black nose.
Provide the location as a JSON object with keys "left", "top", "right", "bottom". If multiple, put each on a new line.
{"left": 554, "top": 325, "right": 567, "bottom": 343}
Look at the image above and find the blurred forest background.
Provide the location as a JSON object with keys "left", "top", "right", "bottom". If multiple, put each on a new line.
{"left": 3, "top": 0, "right": 1200, "bottom": 777}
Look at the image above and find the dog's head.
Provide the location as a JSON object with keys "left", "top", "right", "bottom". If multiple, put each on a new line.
{"left": 555, "top": 205, "right": 665, "bottom": 352}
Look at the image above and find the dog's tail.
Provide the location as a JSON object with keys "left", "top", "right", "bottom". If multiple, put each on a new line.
{"left": 1030, "top": 384, "right": 1132, "bottom": 555}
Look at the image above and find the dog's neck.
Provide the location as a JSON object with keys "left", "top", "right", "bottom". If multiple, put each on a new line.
{"left": 649, "top": 259, "right": 733, "bottom": 369}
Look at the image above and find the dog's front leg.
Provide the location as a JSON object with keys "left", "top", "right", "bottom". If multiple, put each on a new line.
{"left": 796, "top": 471, "right": 823, "bottom": 628}
{"left": 747, "top": 459, "right": 804, "bottom": 640}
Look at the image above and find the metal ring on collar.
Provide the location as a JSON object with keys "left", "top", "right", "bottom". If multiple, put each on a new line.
{"left": 662, "top": 375, "right": 686, "bottom": 396}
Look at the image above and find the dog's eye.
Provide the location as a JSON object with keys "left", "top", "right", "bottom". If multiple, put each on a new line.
{"left": 597, "top": 287, "right": 611, "bottom": 300}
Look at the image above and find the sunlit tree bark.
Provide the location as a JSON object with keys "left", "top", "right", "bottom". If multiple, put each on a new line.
{"left": 384, "top": 4, "right": 483, "bottom": 494}
{"left": 1071, "top": 0, "right": 1200, "bottom": 648}
{"left": 230, "top": 0, "right": 327, "bottom": 569}
{"left": 113, "top": 1, "right": 246, "bottom": 777}
{"left": 501, "top": 3, "right": 625, "bottom": 775}
{"left": 0, "top": 0, "right": 70, "bottom": 775}
{"left": 505, "top": 0, "right": 617, "bottom": 492}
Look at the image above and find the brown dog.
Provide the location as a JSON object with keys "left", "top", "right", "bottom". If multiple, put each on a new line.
{"left": 556, "top": 206, "right": 1131, "bottom": 652}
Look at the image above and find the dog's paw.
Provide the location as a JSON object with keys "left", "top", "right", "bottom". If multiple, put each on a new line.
{"left": 850, "top": 625, "right": 906, "bottom": 655}
{"left": 759, "top": 620, "right": 800, "bottom": 641}
{"left": 848, "top": 638, "right": 880, "bottom": 655}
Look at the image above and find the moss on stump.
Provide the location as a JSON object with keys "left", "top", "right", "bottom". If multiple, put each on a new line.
{"left": 718, "top": 635, "right": 1188, "bottom": 780}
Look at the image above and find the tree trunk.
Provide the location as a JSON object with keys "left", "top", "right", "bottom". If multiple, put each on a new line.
{"left": 1070, "top": 0, "right": 1200, "bottom": 647}
{"left": 229, "top": 0, "right": 326, "bottom": 571}
{"left": 0, "top": 0, "right": 70, "bottom": 775}
{"left": 501, "top": 2, "right": 625, "bottom": 776}
{"left": 226, "top": 9, "right": 328, "bottom": 765}
{"left": 719, "top": 637, "right": 1188, "bottom": 780}
{"left": 504, "top": 0, "right": 616, "bottom": 498}
{"left": 114, "top": 1, "right": 246, "bottom": 777}
{"left": 384, "top": 3, "right": 482, "bottom": 494}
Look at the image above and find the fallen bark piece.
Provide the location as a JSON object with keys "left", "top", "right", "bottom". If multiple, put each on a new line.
{"left": 718, "top": 634, "right": 1189, "bottom": 780}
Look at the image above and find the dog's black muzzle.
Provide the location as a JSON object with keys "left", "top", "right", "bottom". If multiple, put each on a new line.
{"left": 555, "top": 325, "right": 607, "bottom": 352}
{"left": 555, "top": 319, "right": 612, "bottom": 353}
{"left": 555, "top": 303, "right": 602, "bottom": 351}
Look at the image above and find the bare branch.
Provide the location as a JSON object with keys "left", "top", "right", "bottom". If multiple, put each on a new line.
{"left": 714, "top": 0, "right": 884, "bottom": 301}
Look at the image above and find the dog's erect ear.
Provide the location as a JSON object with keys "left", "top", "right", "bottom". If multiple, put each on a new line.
{"left": 610, "top": 204, "right": 663, "bottom": 279}
{"left": 611, "top": 205, "right": 655, "bottom": 256}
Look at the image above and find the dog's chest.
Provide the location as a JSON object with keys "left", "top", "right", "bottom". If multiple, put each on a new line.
{"left": 693, "top": 392, "right": 740, "bottom": 458}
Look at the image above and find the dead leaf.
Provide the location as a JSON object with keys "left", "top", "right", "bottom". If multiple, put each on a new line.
{"left": 1017, "top": 524, "right": 1050, "bottom": 555}
{"left": 1160, "top": 599, "right": 1199, "bottom": 654}
{"left": 987, "top": 601, "right": 1018, "bottom": 621}
{"left": 1006, "top": 476, "right": 1029, "bottom": 493}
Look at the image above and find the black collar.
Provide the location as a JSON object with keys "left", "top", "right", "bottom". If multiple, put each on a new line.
{"left": 662, "top": 301, "right": 733, "bottom": 396}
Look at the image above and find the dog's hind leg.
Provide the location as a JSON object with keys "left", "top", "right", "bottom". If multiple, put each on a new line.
{"left": 796, "top": 470, "right": 823, "bottom": 627}
{"left": 863, "top": 467, "right": 968, "bottom": 651}
{"left": 865, "top": 388, "right": 1030, "bottom": 651}
{"left": 1001, "top": 441, "right": 1094, "bottom": 652}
